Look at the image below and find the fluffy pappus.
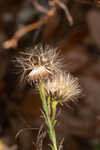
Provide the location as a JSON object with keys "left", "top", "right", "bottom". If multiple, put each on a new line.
{"left": 16, "top": 44, "right": 63, "bottom": 83}
{"left": 44, "top": 73, "right": 81, "bottom": 102}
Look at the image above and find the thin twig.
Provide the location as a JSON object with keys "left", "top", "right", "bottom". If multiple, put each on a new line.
{"left": 36, "top": 124, "right": 46, "bottom": 150}
{"left": 2, "top": 0, "right": 73, "bottom": 49}
{"left": 2, "top": 8, "right": 56, "bottom": 49}
{"left": 53, "top": 0, "right": 73, "bottom": 25}
{"left": 15, "top": 127, "right": 39, "bottom": 139}
{"left": 32, "top": 0, "right": 48, "bottom": 13}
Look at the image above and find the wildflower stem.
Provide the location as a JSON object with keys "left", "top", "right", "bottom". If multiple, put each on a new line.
{"left": 39, "top": 83, "right": 58, "bottom": 150}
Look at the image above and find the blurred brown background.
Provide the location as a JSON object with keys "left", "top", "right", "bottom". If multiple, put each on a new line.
{"left": 0, "top": 0, "right": 100, "bottom": 150}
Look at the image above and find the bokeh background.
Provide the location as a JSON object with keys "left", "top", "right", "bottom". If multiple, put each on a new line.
{"left": 0, "top": 0, "right": 100, "bottom": 150}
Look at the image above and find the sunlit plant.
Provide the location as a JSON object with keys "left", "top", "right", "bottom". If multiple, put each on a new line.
{"left": 16, "top": 44, "right": 81, "bottom": 150}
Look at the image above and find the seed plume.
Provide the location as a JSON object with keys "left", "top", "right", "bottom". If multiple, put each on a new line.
{"left": 16, "top": 44, "right": 63, "bottom": 83}
{"left": 44, "top": 73, "right": 81, "bottom": 102}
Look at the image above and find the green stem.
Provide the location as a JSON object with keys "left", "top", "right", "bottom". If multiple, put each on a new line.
{"left": 39, "top": 83, "right": 58, "bottom": 150}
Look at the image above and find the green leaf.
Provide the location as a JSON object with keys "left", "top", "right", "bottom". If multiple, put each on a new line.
{"left": 48, "top": 144, "right": 54, "bottom": 150}
{"left": 53, "top": 120, "right": 57, "bottom": 128}
{"left": 41, "top": 110, "right": 49, "bottom": 127}
{"left": 51, "top": 101, "right": 58, "bottom": 123}
{"left": 47, "top": 96, "right": 51, "bottom": 116}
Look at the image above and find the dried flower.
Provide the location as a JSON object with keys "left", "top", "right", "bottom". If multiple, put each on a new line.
{"left": 16, "top": 44, "right": 63, "bottom": 83}
{"left": 44, "top": 73, "right": 81, "bottom": 102}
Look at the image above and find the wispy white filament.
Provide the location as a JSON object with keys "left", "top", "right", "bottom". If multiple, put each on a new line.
{"left": 45, "top": 73, "right": 81, "bottom": 102}
{"left": 16, "top": 44, "right": 63, "bottom": 82}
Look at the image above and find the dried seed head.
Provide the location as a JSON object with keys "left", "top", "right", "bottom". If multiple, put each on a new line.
{"left": 16, "top": 44, "right": 63, "bottom": 83}
{"left": 44, "top": 73, "right": 81, "bottom": 102}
